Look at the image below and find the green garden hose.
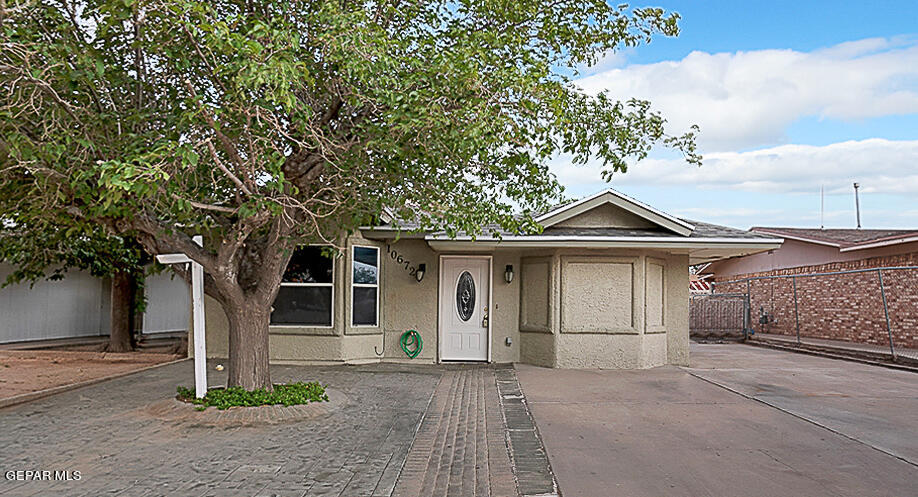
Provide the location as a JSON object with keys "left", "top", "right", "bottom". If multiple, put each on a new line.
{"left": 399, "top": 329, "right": 423, "bottom": 359}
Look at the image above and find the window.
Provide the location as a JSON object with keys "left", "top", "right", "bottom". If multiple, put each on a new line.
{"left": 352, "top": 246, "right": 379, "bottom": 327}
{"left": 271, "top": 247, "right": 334, "bottom": 326}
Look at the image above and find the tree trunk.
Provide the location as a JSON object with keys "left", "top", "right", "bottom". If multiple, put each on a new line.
{"left": 108, "top": 270, "right": 134, "bottom": 353}
{"left": 224, "top": 300, "right": 272, "bottom": 391}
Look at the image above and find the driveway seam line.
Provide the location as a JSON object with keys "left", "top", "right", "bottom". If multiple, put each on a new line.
{"left": 683, "top": 368, "right": 918, "bottom": 469}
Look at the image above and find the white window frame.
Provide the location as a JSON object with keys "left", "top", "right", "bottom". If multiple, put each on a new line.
{"left": 271, "top": 246, "right": 335, "bottom": 328}
{"left": 351, "top": 245, "right": 380, "bottom": 328}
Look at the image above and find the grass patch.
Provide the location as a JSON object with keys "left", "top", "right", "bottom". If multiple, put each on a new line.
{"left": 176, "top": 382, "right": 329, "bottom": 410}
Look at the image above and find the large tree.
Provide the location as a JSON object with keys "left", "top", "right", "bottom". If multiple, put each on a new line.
{"left": 0, "top": 0, "right": 699, "bottom": 389}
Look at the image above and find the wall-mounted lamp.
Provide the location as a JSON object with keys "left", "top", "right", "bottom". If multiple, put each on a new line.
{"left": 504, "top": 264, "right": 514, "bottom": 284}
{"left": 415, "top": 263, "right": 426, "bottom": 282}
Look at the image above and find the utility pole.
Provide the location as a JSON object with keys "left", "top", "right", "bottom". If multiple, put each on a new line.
{"left": 819, "top": 185, "right": 826, "bottom": 229}
{"left": 853, "top": 182, "right": 861, "bottom": 229}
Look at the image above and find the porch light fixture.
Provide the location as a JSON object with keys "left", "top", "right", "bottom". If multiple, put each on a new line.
{"left": 504, "top": 264, "right": 514, "bottom": 284}
{"left": 415, "top": 263, "right": 426, "bottom": 282}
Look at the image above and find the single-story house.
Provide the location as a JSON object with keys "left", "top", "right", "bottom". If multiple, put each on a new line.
{"left": 198, "top": 189, "right": 781, "bottom": 368}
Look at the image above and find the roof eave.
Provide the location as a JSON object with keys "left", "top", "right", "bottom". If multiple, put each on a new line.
{"left": 839, "top": 235, "right": 918, "bottom": 252}
{"left": 424, "top": 235, "right": 782, "bottom": 248}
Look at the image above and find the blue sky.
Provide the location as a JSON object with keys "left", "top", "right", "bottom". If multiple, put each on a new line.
{"left": 552, "top": 0, "right": 918, "bottom": 229}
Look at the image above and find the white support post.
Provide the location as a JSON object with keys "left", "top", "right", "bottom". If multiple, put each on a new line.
{"left": 155, "top": 236, "right": 208, "bottom": 399}
{"left": 191, "top": 235, "right": 207, "bottom": 398}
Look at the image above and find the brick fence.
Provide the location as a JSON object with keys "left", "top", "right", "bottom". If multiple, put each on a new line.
{"left": 712, "top": 252, "right": 918, "bottom": 352}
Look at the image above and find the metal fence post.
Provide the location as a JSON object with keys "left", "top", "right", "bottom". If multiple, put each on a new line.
{"left": 745, "top": 279, "right": 751, "bottom": 340}
{"left": 792, "top": 276, "right": 801, "bottom": 344}
{"left": 877, "top": 269, "right": 896, "bottom": 360}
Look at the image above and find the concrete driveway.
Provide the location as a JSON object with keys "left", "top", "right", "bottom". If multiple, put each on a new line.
{"left": 517, "top": 343, "right": 918, "bottom": 497}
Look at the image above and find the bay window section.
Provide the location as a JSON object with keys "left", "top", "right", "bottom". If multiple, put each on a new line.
{"left": 271, "top": 247, "right": 334, "bottom": 327}
{"left": 352, "top": 246, "right": 379, "bottom": 327}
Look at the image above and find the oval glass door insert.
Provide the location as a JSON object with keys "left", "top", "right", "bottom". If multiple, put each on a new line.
{"left": 456, "top": 271, "right": 475, "bottom": 321}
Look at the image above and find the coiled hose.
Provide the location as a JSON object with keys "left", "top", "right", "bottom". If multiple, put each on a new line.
{"left": 399, "top": 329, "right": 423, "bottom": 359}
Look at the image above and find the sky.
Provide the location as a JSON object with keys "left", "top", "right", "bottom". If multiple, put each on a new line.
{"left": 551, "top": 0, "right": 918, "bottom": 230}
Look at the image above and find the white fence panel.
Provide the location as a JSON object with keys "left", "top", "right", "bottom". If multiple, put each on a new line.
{"left": 0, "top": 264, "right": 108, "bottom": 343}
{"left": 142, "top": 270, "right": 189, "bottom": 334}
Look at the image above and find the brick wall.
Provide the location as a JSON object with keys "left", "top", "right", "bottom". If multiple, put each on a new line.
{"left": 712, "top": 251, "right": 918, "bottom": 351}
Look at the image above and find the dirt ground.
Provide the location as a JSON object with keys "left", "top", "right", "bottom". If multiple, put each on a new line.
{"left": 0, "top": 349, "right": 181, "bottom": 400}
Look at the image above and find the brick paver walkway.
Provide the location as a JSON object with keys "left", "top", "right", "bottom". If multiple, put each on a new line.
{"left": 392, "top": 367, "right": 518, "bottom": 497}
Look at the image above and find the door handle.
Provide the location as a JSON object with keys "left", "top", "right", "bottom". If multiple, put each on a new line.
{"left": 481, "top": 306, "right": 489, "bottom": 327}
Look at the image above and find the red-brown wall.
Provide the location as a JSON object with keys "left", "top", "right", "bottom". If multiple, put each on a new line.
{"left": 710, "top": 249, "right": 918, "bottom": 351}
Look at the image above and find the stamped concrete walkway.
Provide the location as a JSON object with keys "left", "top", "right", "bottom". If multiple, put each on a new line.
{"left": 0, "top": 361, "right": 442, "bottom": 497}
{"left": 0, "top": 360, "right": 548, "bottom": 497}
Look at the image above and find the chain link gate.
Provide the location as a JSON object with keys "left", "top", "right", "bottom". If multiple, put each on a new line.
{"left": 690, "top": 293, "right": 750, "bottom": 341}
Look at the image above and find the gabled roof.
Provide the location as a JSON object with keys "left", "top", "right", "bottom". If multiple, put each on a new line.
{"left": 535, "top": 189, "right": 695, "bottom": 236}
{"left": 361, "top": 189, "right": 783, "bottom": 263}
{"left": 751, "top": 227, "right": 918, "bottom": 252}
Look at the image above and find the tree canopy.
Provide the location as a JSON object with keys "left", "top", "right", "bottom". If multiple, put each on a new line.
{"left": 0, "top": 0, "right": 699, "bottom": 388}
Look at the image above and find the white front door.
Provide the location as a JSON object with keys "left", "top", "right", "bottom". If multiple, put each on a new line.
{"left": 439, "top": 256, "right": 490, "bottom": 361}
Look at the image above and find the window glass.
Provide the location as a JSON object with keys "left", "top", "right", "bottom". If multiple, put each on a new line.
{"left": 283, "top": 247, "right": 333, "bottom": 283}
{"left": 271, "top": 286, "right": 333, "bottom": 326}
{"left": 352, "top": 246, "right": 379, "bottom": 327}
{"left": 352, "top": 287, "right": 378, "bottom": 326}
{"left": 352, "top": 246, "right": 378, "bottom": 284}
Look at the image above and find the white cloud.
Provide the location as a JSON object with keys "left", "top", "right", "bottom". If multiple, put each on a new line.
{"left": 576, "top": 37, "right": 918, "bottom": 151}
{"left": 552, "top": 138, "right": 918, "bottom": 195}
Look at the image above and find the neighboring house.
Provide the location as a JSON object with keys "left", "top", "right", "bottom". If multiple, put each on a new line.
{"left": 199, "top": 189, "right": 780, "bottom": 368}
{"left": 702, "top": 227, "right": 918, "bottom": 350}
{"left": 703, "top": 227, "right": 918, "bottom": 280}
{"left": 0, "top": 266, "right": 190, "bottom": 344}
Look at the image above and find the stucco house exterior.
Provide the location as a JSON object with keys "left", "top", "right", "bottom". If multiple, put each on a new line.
{"left": 197, "top": 189, "right": 780, "bottom": 369}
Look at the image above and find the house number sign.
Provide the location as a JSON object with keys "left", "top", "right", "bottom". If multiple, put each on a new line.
{"left": 386, "top": 245, "right": 422, "bottom": 277}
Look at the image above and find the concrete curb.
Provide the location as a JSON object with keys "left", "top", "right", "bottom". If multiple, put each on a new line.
{"left": 0, "top": 357, "right": 190, "bottom": 410}
{"left": 745, "top": 339, "right": 918, "bottom": 373}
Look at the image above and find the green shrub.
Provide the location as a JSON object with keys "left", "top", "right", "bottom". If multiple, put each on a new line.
{"left": 176, "top": 382, "right": 329, "bottom": 410}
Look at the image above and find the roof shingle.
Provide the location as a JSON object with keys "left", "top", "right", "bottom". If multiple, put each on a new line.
{"left": 751, "top": 227, "right": 918, "bottom": 248}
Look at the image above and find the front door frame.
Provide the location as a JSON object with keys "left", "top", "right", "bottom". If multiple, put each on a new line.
{"left": 437, "top": 254, "right": 493, "bottom": 363}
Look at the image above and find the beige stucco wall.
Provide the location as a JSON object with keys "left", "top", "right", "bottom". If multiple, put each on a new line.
{"left": 665, "top": 254, "right": 690, "bottom": 366}
{"left": 560, "top": 256, "right": 640, "bottom": 334}
{"left": 553, "top": 203, "right": 657, "bottom": 229}
{"left": 191, "top": 235, "right": 689, "bottom": 369}
{"left": 520, "top": 257, "right": 551, "bottom": 332}
{"left": 555, "top": 333, "right": 644, "bottom": 368}
{"left": 195, "top": 235, "right": 522, "bottom": 365}
{"left": 520, "top": 330, "right": 555, "bottom": 367}
{"left": 491, "top": 251, "right": 521, "bottom": 363}
{"left": 515, "top": 248, "right": 689, "bottom": 369}
{"left": 645, "top": 258, "right": 665, "bottom": 332}
{"left": 382, "top": 239, "right": 439, "bottom": 363}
